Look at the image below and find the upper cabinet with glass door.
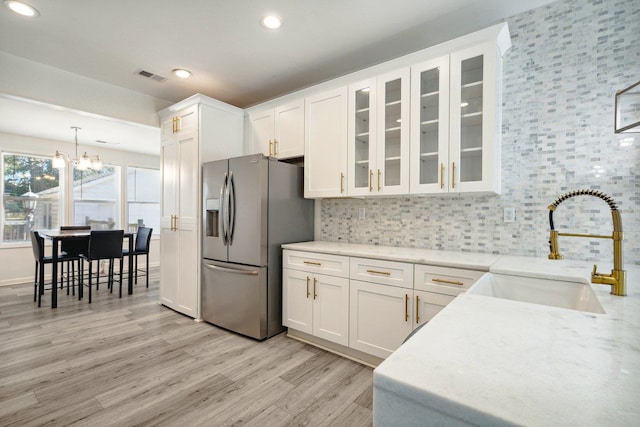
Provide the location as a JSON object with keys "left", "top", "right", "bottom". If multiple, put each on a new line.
{"left": 348, "top": 69, "right": 409, "bottom": 196}
{"left": 410, "top": 56, "right": 450, "bottom": 193}
{"left": 449, "top": 43, "right": 501, "bottom": 193}
{"left": 410, "top": 40, "right": 505, "bottom": 195}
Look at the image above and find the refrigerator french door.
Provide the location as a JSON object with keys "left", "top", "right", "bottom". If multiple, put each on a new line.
{"left": 201, "top": 154, "right": 314, "bottom": 339}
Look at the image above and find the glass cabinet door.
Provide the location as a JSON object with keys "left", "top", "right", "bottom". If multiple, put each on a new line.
{"left": 458, "top": 54, "right": 484, "bottom": 184}
{"left": 410, "top": 56, "right": 450, "bottom": 193}
{"left": 348, "top": 78, "right": 377, "bottom": 196}
{"left": 376, "top": 68, "right": 410, "bottom": 195}
{"left": 450, "top": 43, "right": 499, "bottom": 193}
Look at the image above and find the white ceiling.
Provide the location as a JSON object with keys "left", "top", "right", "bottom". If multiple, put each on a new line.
{"left": 0, "top": 0, "right": 558, "bottom": 155}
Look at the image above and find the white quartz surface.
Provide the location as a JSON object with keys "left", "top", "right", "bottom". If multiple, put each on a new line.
{"left": 374, "top": 265, "right": 640, "bottom": 426}
{"left": 282, "top": 241, "right": 501, "bottom": 271}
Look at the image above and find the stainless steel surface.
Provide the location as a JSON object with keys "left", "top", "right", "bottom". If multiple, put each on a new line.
{"left": 201, "top": 260, "right": 267, "bottom": 340}
{"left": 202, "top": 159, "right": 230, "bottom": 261}
{"left": 227, "top": 154, "right": 268, "bottom": 267}
{"left": 201, "top": 153, "right": 314, "bottom": 339}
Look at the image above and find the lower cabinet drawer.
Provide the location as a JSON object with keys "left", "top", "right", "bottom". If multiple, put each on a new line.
{"left": 283, "top": 250, "right": 350, "bottom": 278}
{"left": 350, "top": 257, "right": 413, "bottom": 289}
{"left": 414, "top": 264, "right": 484, "bottom": 296}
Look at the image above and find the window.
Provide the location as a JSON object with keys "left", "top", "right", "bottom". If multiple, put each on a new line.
{"left": 73, "top": 165, "right": 121, "bottom": 229}
{"left": 127, "top": 166, "right": 160, "bottom": 233}
{"left": 2, "top": 153, "right": 62, "bottom": 243}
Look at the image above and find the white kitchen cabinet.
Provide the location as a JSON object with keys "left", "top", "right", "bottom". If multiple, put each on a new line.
{"left": 347, "top": 69, "right": 410, "bottom": 196}
{"left": 282, "top": 250, "right": 350, "bottom": 346}
{"left": 247, "top": 99, "right": 304, "bottom": 159}
{"left": 410, "top": 41, "right": 504, "bottom": 195}
{"left": 449, "top": 42, "right": 501, "bottom": 193}
{"left": 159, "top": 95, "right": 244, "bottom": 319}
{"left": 349, "top": 257, "right": 414, "bottom": 359}
{"left": 409, "top": 56, "right": 450, "bottom": 194}
{"left": 414, "top": 264, "right": 485, "bottom": 295}
{"left": 304, "top": 87, "right": 348, "bottom": 198}
{"left": 413, "top": 290, "right": 455, "bottom": 328}
{"left": 350, "top": 280, "right": 413, "bottom": 359}
{"left": 413, "top": 264, "right": 484, "bottom": 328}
{"left": 282, "top": 269, "right": 350, "bottom": 346}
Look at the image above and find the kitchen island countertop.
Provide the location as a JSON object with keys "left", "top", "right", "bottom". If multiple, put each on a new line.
{"left": 373, "top": 258, "right": 640, "bottom": 426}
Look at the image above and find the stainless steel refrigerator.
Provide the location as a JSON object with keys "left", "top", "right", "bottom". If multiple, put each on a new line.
{"left": 201, "top": 154, "right": 314, "bottom": 339}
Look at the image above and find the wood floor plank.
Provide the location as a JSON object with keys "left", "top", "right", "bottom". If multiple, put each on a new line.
{"left": 0, "top": 267, "right": 373, "bottom": 425}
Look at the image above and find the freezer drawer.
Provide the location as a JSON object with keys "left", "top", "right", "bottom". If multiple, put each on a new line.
{"left": 201, "top": 260, "right": 268, "bottom": 339}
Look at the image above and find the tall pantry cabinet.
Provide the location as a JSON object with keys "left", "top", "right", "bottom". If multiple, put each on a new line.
{"left": 159, "top": 94, "right": 244, "bottom": 319}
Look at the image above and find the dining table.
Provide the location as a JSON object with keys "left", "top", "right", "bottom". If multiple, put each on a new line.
{"left": 38, "top": 229, "right": 134, "bottom": 308}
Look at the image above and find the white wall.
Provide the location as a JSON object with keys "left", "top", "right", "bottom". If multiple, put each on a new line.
{"left": 0, "top": 131, "right": 160, "bottom": 285}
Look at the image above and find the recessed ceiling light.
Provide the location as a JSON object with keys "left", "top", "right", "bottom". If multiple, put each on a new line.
{"left": 4, "top": 0, "right": 39, "bottom": 17}
{"left": 173, "top": 69, "right": 192, "bottom": 79}
{"left": 261, "top": 14, "right": 282, "bottom": 29}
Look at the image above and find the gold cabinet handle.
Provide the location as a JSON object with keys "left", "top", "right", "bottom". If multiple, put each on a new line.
{"left": 269, "top": 140, "right": 273, "bottom": 156}
{"left": 173, "top": 215, "right": 178, "bottom": 231}
{"left": 369, "top": 169, "right": 373, "bottom": 192}
{"left": 306, "top": 276, "right": 310, "bottom": 298}
{"left": 172, "top": 117, "right": 176, "bottom": 133}
{"left": 313, "top": 277, "right": 317, "bottom": 300}
{"left": 303, "top": 261, "right": 321, "bottom": 266}
{"left": 432, "top": 278, "right": 464, "bottom": 286}
{"left": 274, "top": 139, "right": 278, "bottom": 156}
{"left": 404, "top": 294, "right": 409, "bottom": 322}
{"left": 366, "top": 269, "right": 391, "bottom": 276}
{"left": 377, "top": 169, "right": 381, "bottom": 191}
{"left": 451, "top": 162, "right": 456, "bottom": 189}
{"left": 416, "top": 295, "right": 420, "bottom": 324}
{"left": 440, "top": 163, "right": 444, "bottom": 189}
{"left": 340, "top": 173, "right": 345, "bottom": 193}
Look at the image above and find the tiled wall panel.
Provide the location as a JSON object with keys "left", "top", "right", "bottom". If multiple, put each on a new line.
{"left": 320, "top": 0, "right": 640, "bottom": 265}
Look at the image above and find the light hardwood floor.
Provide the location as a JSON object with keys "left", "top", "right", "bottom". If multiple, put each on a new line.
{"left": 0, "top": 268, "right": 373, "bottom": 426}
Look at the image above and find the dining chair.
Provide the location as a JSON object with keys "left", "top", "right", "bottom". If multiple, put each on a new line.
{"left": 79, "top": 230, "right": 124, "bottom": 303}
{"left": 60, "top": 225, "right": 90, "bottom": 295}
{"left": 30, "top": 231, "right": 73, "bottom": 307}
{"left": 123, "top": 227, "right": 153, "bottom": 288}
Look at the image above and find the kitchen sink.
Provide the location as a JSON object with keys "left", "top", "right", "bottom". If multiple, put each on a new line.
{"left": 468, "top": 273, "right": 605, "bottom": 314}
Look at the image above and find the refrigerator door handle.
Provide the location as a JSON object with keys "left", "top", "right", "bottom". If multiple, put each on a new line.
{"left": 202, "top": 262, "right": 259, "bottom": 276}
{"left": 220, "top": 172, "right": 228, "bottom": 245}
{"left": 228, "top": 171, "right": 236, "bottom": 245}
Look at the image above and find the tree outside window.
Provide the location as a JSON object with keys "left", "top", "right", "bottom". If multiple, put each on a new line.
{"left": 2, "top": 153, "right": 61, "bottom": 243}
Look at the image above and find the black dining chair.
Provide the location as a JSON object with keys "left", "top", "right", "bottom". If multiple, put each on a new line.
{"left": 122, "top": 227, "right": 153, "bottom": 288}
{"left": 60, "top": 225, "right": 90, "bottom": 295}
{"left": 30, "top": 231, "right": 73, "bottom": 307}
{"left": 79, "top": 230, "right": 124, "bottom": 303}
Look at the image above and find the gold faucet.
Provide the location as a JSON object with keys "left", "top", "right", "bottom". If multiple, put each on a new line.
{"left": 548, "top": 189, "right": 626, "bottom": 296}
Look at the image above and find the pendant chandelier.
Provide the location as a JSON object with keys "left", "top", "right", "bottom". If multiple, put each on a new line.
{"left": 52, "top": 126, "right": 102, "bottom": 170}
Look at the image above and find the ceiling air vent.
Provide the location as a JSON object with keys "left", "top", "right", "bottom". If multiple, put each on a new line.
{"left": 136, "top": 69, "right": 167, "bottom": 82}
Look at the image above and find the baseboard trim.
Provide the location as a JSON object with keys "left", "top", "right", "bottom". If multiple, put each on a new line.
{"left": 286, "top": 329, "right": 383, "bottom": 368}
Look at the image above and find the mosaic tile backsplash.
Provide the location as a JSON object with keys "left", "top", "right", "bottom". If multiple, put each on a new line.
{"left": 320, "top": 0, "right": 640, "bottom": 265}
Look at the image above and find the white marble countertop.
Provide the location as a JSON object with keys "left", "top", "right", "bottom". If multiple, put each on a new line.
{"left": 374, "top": 260, "right": 640, "bottom": 426}
{"left": 282, "top": 241, "right": 501, "bottom": 271}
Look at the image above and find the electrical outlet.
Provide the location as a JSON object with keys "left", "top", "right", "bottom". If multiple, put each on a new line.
{"left": 503, "top": 207, "right": 516, "bottom": 223}
{"left": 358, "top": 207, "right": 366, "bottom": 220}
